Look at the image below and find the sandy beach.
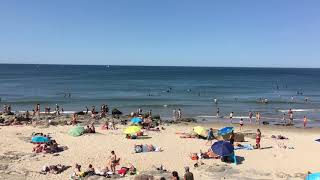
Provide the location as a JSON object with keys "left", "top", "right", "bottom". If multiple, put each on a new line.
{"left": 0, "top": 119, "right": 319, "bottom": 180}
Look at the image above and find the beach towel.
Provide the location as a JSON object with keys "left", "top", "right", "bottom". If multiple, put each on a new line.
{"left": 234, "top": 144, "right": 254, "bottom": 150}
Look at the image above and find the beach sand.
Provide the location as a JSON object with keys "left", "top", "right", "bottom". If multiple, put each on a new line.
{"left": 0, "top": 121, "right": 319, "bottom": 180}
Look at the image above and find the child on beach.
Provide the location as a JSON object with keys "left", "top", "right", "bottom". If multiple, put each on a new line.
{"left": 282, "top": 113, "right": 286, "bottom": 124}
{"left": 303, "top": 116, "right": 307, "bottom": 128}
{"left": 256, "top": 129, "right": 261, "bottom": 149}
{"left": 239, "top": 118, "right": 244, "bottom": 131}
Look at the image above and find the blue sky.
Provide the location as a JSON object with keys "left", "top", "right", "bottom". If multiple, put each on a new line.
{"left": 0, "top": 0, "right": 319, "bottom": 67}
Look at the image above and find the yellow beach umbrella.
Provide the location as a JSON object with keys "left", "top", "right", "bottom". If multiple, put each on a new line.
{"left": 193, "top": 126, "right": 207, "bottom": 137}
{"left": 124, "top": 126, "right": 142, "bottom": 134}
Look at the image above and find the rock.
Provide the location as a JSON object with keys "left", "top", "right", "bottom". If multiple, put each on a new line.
{"left": 152, "top": 114, "right": 160, "bottom": 120}
{"left": 234, "top": 133, "right": 245, "bottom": 142}
{"left": 75, "top": 111, "right": 85, "bottom": 115}
{"left": 134, "top": 174, "right": 155, "bottom": 180}
{"left": 112, "top": 108, "right": 122, "bottom": 116}
{"left": 178, "top": 118, "right": 197, "bottom": 123}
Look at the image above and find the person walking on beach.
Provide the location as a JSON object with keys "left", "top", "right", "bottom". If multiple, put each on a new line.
{"left": 239, "top": 118, "right": 244, "bottom": 131}
{"left": 184, "top": 166, "right": 194, "bottom": 180}
{"left": 303, "top": 116, "right": 307, "bottom": 128}
{"left": 229, "top": 131, "right": 235, "bottom": 145}
{"left": 229, "top": 112, "right": 233, "bottom": 123}
{"left": 249, "top": 111, "right": 253, "bottom": 123}
{"left": 205, "top": 128, "right": 214, "bottom": 145}
{"left": 256, "top": 129, "right": 261, "bottom": 149}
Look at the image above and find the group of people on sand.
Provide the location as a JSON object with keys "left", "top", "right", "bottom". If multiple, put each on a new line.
{"left": 2, "top": 104, "right": 12, "bottom": 114}
{"left": 88, "top": 104, "right": 109, "bottom": 119}
{"left": 70, "top": 150, "right": 130, "bottom": 179}
{"left": 31, "top": 104, "right": 64, "bottom": 116}
{"left": 173, "top": 108, "right": 182, "bottom": 121}
{"left": 32, "top": 133, "right": 63, "bottom": 154}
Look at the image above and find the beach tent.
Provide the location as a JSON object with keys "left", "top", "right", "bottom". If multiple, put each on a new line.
{"left": 131, "top": 117, "right": 143, "bottom": 124}
{"left": 68, "top": 126, "right": 85, "bottom": 137}
{"left": 31, "top": 136, "right": 49, "bottom": 143}
{"left": 211, "top": 141, "right": 234, "bottom": 156}
{"left": 218, "top": 127, "right": 234, "bottom": 136}
{"left": 124, "top": 125, "right": 142, "bottom": 135}
{"left": 306, "top": 172, "right": 320, "bottom": 180}
{"left": 193, "top": 126, "right": 207, "bottom": 137}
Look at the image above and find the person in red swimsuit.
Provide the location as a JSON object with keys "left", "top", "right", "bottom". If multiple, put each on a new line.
{"left": 256, "top": 129, "right": 261, "bottom": 149}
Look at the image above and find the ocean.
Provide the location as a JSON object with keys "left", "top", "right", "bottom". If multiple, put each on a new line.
{"left": 0, "top": 64, "right": 320, "bottom": 127}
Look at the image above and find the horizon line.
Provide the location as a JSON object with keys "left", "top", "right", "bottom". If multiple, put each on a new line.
{"left": 0, "top": 62, "right": 319, "bottom": 69}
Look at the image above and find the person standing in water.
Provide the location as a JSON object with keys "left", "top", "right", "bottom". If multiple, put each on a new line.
{"left": 85, "top": 106, "right": 89, "bottom": 114}
{"left": 216, "top": 108, "right": 220, "bottom": 118}
{"left": 288, "top": 109, "right": 293, "bottom": 125}
{"left": 256, "top": 112, "right": 261, "bottom": 125}
{"left": 177, "top": 109, "right": 182, "bottom": 119}
{"left": 173, "top": 109, "right": 177, "bottom": 121}
{"left": 229, "top": 112, "right": 233, "bottom": 123}
{"left": 303, "top": 116, "right": 307, "bottom": 128}
{"left": 282, "top": 113, "right": 286, "bottom": 124}
{"left": 35, "top": 104, "right": 40, "bottom": 117}
{"left": 55, "top": 104, "right": 60, "bottom": 115}
{"left": 249, "top": 111, "right": 253, "bottom": 123}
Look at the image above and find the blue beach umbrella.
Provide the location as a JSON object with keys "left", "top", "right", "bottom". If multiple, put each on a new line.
{"left": 218, "top": 127, "right": 234, "bottom": 136}
{"left": 211, "top": 141, "right": 234, "bottom": 156}
{"left": 131, "top": 117, "right": 142, "bottom": 124}
{"left": 307, "top": 172, "right": 320, "bottom": 180}
{"left": 31, "top": 136, "right": 49, "bottom": 143}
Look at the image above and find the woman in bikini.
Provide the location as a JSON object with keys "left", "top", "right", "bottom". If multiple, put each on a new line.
{"left": 108, "top": 151, "right": 118, "bottom": 174}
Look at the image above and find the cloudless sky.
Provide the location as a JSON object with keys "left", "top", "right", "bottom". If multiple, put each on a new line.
{"left": 0, "top": 0, "right": 320, "bottom": 67}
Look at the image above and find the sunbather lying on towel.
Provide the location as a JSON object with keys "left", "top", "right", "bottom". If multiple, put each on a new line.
{"left": 41, "top": 164, "right": 69, "bottom": 174}
{"left": 134, "top": 144, "right": 162, "bottom": 153}
{"left": 190, "top": 149, "right": 219, "bottom": 160}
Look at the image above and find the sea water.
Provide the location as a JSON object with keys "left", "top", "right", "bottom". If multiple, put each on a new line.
{"left": 0, "top": 64, "right": 319, "bottom": 126}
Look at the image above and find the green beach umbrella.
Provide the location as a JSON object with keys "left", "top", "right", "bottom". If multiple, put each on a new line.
{"left": 68, "top": 126, "right": 85, "bottom": 137}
